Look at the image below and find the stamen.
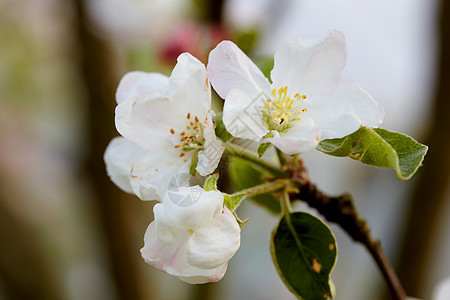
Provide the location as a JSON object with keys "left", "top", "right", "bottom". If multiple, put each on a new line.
{"left": 180, "top": 153, "right": 185, "bottom": 158}
{"left": 262, "top": 86, "right": 308, "bottom": 132}
{"left": 187, "top": 113, "right": 191, "bottom": 119}
{"left": 170, "top": 128, "right": 175, "bottom": 134}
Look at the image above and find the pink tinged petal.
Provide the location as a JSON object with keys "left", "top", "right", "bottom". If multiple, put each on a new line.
{"left": 163, "top": 240, "right": 228, "bottom": 284}
{"left": 103, "top": 136, "right": 146, "bottom": 194}
{"left": 187, "top": 207, "right": 241, "bottom": 270}
{"left": 197, "top": 111, "right": 224, "bottom": 176}
{"left": 263, "top": 120, "right": 321, "bottom": 155}
{"left": 207, "top": 40, "right": 271, "bottom": 100}
{"left": 140, "top": 222, "right": 227, "bottom": 284}
{"left": 115, "top": 71, "right": 169, "bottom": 104}
{"left": 308, "top": 80, "right": 385, "bottom": 140}
{"left": 222, "top": 89, "right": 269, "bottom": 141}
{"left": 168, "top": 53, "right": 211, "bottom": 118}
{"left": 141, "top": 222, "right": 178, "bottom": 271}
{"left": 271, "top": 30, "right": 347, "bottom": 93}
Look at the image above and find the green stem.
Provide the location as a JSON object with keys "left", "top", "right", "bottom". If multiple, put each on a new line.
{"left": 276, "top": 148, "right": 286, "bottom": 167}
{"left": 280, "top": 189, "right": 293, "bottom": 221}
{"left": 231, "top": 179, "right": 289, "bottom": 198}
{"left": 224, "top": 143, "right": 286, "bottom": 177}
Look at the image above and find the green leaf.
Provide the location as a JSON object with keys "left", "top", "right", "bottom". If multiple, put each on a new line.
{"left": 271, "top": 212, "right": 337, "bottom": 300}
{"left": 228, "top": 157, "right": 281, "bottom": 214}
{"left": 204, "top": 173, "right": 219, "bottom": 192}
{"left": 213, "top": 113, "right": 233, "bottom": 142}
{"left": 316, "top": 126, "right": 428, "bottom": 180}
{"left": 257, "top": 142, "right": 271, "bottom": 157}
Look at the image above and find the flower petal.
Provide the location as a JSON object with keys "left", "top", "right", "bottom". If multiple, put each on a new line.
{"left": 115, "top": 53, "right": 211, "bottom": 152}
{"left": 263, "top": 120, "right": 321, "bottom": 155}
{"left": 222, "top": 89, "right": 269, "bottom": 141}
{"left": 155, "top": 188, "right": 224, "bottom": 244}
{"left": 115, "top": 90, "right": 180, "bottom": 151}
{"left": 140, "top": 222, "right": 228, "bottom": 284}
{"left": 187, "top": 207, "right": 240, "bottom": 270}
{"left": 103, "top": 136, "right": 144, "bottom": 194}
{"left": 196, "top": 111, "right": 225, "bottom": 176}
{"left": 271, "top": 30, "right": 346, "bottom": 93}
{"left": 207, "top": 40, "right": 271, "bottom": 100}
{"left": 115, "top": 71, "right": 169, "bottom": 104}
{"left": 307, "top": 80, "right": 384, "bottom": 139}
{"left": 169, "top": 53, "right": 211, "bottom": 119}
{"left": 129, "top": 158, "right": 191, "bottom": 201}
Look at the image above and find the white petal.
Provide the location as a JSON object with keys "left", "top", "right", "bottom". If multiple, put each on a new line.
{"left": 169, "top": 53, "right": 211, "bottom": 119}
{"left": 155, "top": 188, "right": 224, "bottom": 244}
{"left": 140, "top": 221, "right": 179, "bottom": 271}
{"left": 129, "top": 151, "right": 191, "bottom": 201}
{"left": 187, "top": 207, "right": 240, "bottom": 270}
{"left": 263, "top": 121, "right": 321, "bottom": 155}
{"left": 140, "top": 222, "right": 227, "bottom": 284}
{"left": 308, "top": 80, "right": 384, "bottom": 140}
{"left": 115, "top": 71, "right": 169, "bottom": 104}
{"left": 207, "top": 40, "right": 271, "bottom": 100}
{"left": 103, "top": 137, "right": 145, "bottom": 194}
{"left": 271, "top": 30, "right": 346, "bottom": 93}
{"left": 196, "top": 111, "right": 225, "bottom": 176}
{"left": 223, "top": 89, "right": 269, "bottom": 141}
{"left": 115, "top": 90, "right": 180, "bottom": 151}
{"left": 115, "top": 53, "right": 211, "bottom": 151}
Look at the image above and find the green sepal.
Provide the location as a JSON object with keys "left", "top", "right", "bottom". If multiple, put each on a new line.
{"left": 228, "top": 157, "right": 281, "bottom": 214}
{"left": 271, "top": 212, "right": 337, "bottom": 300}
{"left": 213, "top": 113, "right": 233, "bottom": 142}
{"left": 232, "top": 211, "right": 250, "bottom": 228}
{"left": 316, "top": 126, "right": 428, "bottom": 180}
{"left": 189, "top": 151, "right": 199, "bottom": 176}
{"left": 258, "top": 142, "right": 272, "bottom": 158}
{"left": 224, "top": 193, "right": 246, "bottom": 212}
{"left": 204, "top": 173, "right": 219, "bottom": 192}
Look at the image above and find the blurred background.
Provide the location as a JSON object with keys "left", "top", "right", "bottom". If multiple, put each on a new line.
{"left": 0, "top": 0, "right": 449, "bottom": 299}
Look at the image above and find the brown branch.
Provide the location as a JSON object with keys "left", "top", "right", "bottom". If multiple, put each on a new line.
{"left": 287, "top": 158, "right": 407, "bottom": 300}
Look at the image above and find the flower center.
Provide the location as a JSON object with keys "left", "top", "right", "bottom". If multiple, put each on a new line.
{"left": 262, "top": 86, "right": 307, "bottom": 133}
{"left": 170, "top": 113, "right": 205, "bottom": 159}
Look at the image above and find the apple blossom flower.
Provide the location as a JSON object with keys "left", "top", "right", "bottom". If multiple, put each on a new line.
{"left": 207, "top": 30, "right": 384, "bottom": 155}
{"left": 104, "top": 53, "right": 224, "bottom": 201}
{"left": 140, "top": 186, "right": 241, "bottom": 284}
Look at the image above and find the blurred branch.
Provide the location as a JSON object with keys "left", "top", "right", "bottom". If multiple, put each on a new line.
{"left": 70, "top": 0, "right": 148, "bottom": 299}
{"left": 288, "top": 158, "right": 407, "bottom": 300}
{"left": 397, "top": 0, "right": 450, "bottom": 297}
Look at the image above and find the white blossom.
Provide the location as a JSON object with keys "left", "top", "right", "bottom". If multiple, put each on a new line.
{"left": 207, "top": 30, "right": 384, "bottom": 155}
{"left": 140, "top": 186, "right": 241, "bottom": 284}
{"left": 104, "top": 53, "right": 224, "bottom": 201}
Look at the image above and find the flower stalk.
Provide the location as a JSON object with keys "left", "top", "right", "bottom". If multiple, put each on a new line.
{"left": 224, "top": 143, "right": 286, "bottom": 177}
{"left": 230, "top": 179, "right": 290, "bottom": 199}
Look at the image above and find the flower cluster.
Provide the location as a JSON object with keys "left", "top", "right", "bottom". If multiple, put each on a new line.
{"left": 104, "top": 53, "right": 237, "bottom": 282}
{"left": 104, "top": 30, "right": 384, "bottom": 283}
